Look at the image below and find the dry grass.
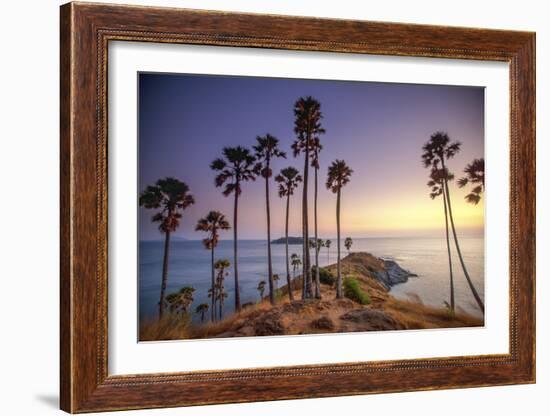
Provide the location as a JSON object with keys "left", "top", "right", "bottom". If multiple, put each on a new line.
{"left": 140, "top": 314, "right": 191, "bottom": 341}
{"left": 383, "top": 296, "right": 483, "bottom": 329}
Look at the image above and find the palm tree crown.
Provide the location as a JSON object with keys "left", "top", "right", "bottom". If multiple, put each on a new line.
{"left": 253, "top": 134, "right": 286, "bottom": 177}
{"left": 165, "top": 286, "right": 195, "bottom": 315}
{"left": 421, "top": 131, "right": 461, "bottom": 169}
{"left": 139, "top": 177, "right": 195, "bottom": 233}
{"left": 211, "top": 146, "right": 256, "bottom": 196}
{"left": 275, "top": 167, "right": 302, "bottom": 197}
{"left": 458, "top": 158, "right": 485, "bottom": 205}
{"left": 195, "top": 211, "right": 230, "bottom": 249}
{"left": 344, "top": 237, "right": 353, "bottom": 253}
{"left": 427, "top": 164, "right": 455, "bottom": 200}
{"left": 326, "top": 160, "right": 353, "bottom": 192}
{"left": 292, "top": 96, "right": 325, "bottom": 156}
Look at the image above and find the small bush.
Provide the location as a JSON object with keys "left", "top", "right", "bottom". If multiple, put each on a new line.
{"left": 312, "top": 266, "right": 336, "bottom": 286}
{"left": 343, "top": 277, "right": 371, "bottom": 305}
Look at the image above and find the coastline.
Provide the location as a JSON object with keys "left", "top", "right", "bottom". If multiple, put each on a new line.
{"left": 140, "top": 252, "right": 484, "bottom": 341}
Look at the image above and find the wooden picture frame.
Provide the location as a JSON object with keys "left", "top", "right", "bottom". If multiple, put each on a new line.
{"left": 60, "top": 2, "right": 535, "bottom": 413}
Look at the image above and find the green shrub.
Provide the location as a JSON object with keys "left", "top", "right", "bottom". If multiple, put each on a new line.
{"left": 343, "top": 277, "right": 371, "bottom": 305}
{"left": 312, "top": 266, "right": 336, "bottom": 286}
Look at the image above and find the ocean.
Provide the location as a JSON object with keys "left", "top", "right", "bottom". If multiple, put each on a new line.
{"left": 139, "top": 236, "right": 484, "bottom": 321}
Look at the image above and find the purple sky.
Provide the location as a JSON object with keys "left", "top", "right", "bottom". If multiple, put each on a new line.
{"left": 139, "top": 72, "right": 484, "bottom": 241}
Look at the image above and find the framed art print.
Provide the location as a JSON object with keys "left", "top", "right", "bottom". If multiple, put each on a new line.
{"left": 60, "top": 2, "right": 535, "bottom": 413}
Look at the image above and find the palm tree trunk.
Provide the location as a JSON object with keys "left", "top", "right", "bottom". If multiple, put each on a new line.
{"left": 233, "top": 181, "right": 241, "bottom": 312}
{"left": 442, "top": 185, "right": 455, "bottom": 312}
{"left": 159, "top": 230, "right": 171, "bottom": 319}
{"left": 302, "top": 142, "right": 312, "bottom": 298}
{"left": 219, "top": 294, "right": 223, "bottom": 320}
{"left": 266, "top": 170, "right": 275, "bottom": 305}
{"left": 441, "top": 161, "right": 484, "bottom": 313}
{"left": 210, "top": 246, "right": 216, "bottom": 321}
{"left": 336, "top": 188, "right": 342, "bottom": 298}
{"left": 314, "top": 165, "right": 321, "bottom": 298}
{"left": 301, "top": 224, "right": 306, "bottom": 300}
{"left": 285, "top": 194, "right": 294, "bottom": 301}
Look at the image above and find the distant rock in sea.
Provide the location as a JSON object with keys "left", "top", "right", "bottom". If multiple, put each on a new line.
{"left": 271, "top": 236, "right": 315, "bottom": 245}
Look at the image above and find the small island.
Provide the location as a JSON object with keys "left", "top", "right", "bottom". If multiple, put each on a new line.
{"left": 271, "top": 236, "right": 313, "bottom": 245}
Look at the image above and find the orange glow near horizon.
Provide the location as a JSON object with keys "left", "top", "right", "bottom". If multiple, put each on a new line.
{"left": 314, "top": 181, "right": 484, "bottom": 237}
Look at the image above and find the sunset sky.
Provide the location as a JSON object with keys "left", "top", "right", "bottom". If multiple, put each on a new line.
{"left": 139, "top": 73, "right": 484, "bottom": 241}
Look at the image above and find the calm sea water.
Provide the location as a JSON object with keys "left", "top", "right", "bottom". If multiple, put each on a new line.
{"left": 139, "top": 237, "right": 484, "bottom": 321}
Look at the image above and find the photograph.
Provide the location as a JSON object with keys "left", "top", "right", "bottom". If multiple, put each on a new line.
{"left": 138, "top": 73, "right": 486, "bottom": 341}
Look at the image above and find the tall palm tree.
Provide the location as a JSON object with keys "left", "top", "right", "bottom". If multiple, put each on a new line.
{"left": 292, "top": 96, "right": 325, "bottom": 299}
{"left": 165, "top": 286, "right": 196, "bottom": 316}
{"left": 253, "top": 135, "right": 286, "bottom": 305}
{"left": 458, "top": 158, "right": 485, "bottom": 205}
{"left": 422, "top": 132, "right": 484, "bottom": 312}
{"left": 427, "top": 163, "right": 455, "bottom": 312}
{"left": 344, "top": 237, "right": 353, "bottom": 256}
{"left": 291, "top": 253, "right": 301, "bottom": 282}
{"left": 275, "top": 167, "right": 302, "bottom": 301}
{"left": 325, "top": 239, "right": 332, "bottom": 263}
{"left": 195, "top": 211, "right": 230, "bottom": 321}
{"left": 211, "top": 146, "right": 256, "bottom": 312}
{"left": 311, "top": 135, "right": 325, "bottom": 298}
{"left": 326, "top": 160, "right": 353, "bottom": 299}
{"left": 139, "top": 177, "right": 195, "bottom": 319}
{"left": 195, "top": 303, "right": 209, "bottom": 323}
{"left": 214, "top": 259, "right": 230, "bottom": 320}
{"left": 257, "top": 280, "right": 266, "bottom": 301}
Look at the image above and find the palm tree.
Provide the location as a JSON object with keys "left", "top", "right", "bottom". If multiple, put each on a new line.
{"left": 214, "top": 259, "right": 230, "bottom": 320}
{"left": 458, "top": 158, "right": 485, "bottom": 205}
{"left": 427, "top": 163, "right": 456, "bottom": 312}
{"left": 311, "top": 134, "right": 325, "bottom": 298}
{"left": 195, "top": 211, "right": 230, "bottom": 321}
{"left": 344, "top": 237, "right": 353, "bottom": 256}
{"left": 290, "top": 253, "right": 301, "bottom": 282}
{"left": 195, "top": 303, "right": 209, "bottom": 323}
{"left": 217, "top": 290, "right": 229, "bottom": 320}
{"left": 316, "top": 239, "right": 325, "bottom": 254}
{"left": 211, "top": 146, "right": 256, "bottom": 312}
{"left": 325, "top": 239, "right": 332, "bottom": 263}
{"left": 257, "top": 280, "right": 266, "bottom": 301}
{"left": 273, "top": 274, "right": 280, "bottom": 290}
{"left": 326, "top": 160, "right": 353, "bottom": 299}
{"left": 275, "top": 166, "right": 302, "bottom": 302}
{"left": 139, "top": 177, "right": 195, "bottom": 319}
{"left": 292, "top": 96, "right": 325, "bottom": 299}
{"left": 165, "top": 286, "right": 195, "bottom": 316}
{"left": 422, "top": 132, "right": 484, "bottom": 312}
{"left": 253, "top": 135, "right": 286, "bottom": 305}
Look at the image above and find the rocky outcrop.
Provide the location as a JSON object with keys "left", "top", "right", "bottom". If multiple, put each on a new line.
{"left": 374, "top": 259, "right": 417, "bottom": 289}
{"left": 339, "top": 308, "right": 405, "bottom": 330}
